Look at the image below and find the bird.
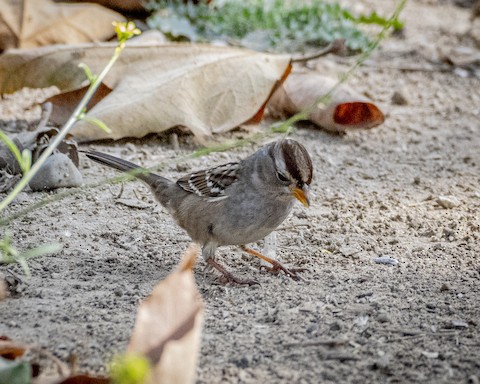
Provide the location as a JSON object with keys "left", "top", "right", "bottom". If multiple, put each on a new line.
{"left": 85, "top": 139, "right": 313, "bottom": 285}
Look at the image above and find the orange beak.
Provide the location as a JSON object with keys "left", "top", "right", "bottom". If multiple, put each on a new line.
{"left": 291, "top": 185, "right": 309, "bottom": 207}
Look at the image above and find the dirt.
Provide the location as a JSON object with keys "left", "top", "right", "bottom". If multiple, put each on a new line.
{"left": 1, "top": 1, "right": 480, "bottom": 383}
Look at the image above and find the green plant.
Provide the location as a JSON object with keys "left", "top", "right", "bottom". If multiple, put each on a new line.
{"left": 146, "top": 0, "right": 404, "bottom": 52}
{"left": 0, "top": 21, "right": 141, "bottom": 273}
{"left": 0, "top": 232, "right": 62, "bottom": 276}
{"left": 110, "top": 354, "right": 151, "bottom": 384}
{"left": 0, "top": 21, "right": 140, "bottom": 212}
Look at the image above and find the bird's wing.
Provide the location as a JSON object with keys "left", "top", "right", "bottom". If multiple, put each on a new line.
{"left": 176, "top": 162, "right": 241, "bottom": 198}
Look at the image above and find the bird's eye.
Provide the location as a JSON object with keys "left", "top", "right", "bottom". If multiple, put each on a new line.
{"left": 276, "top": 172, "right": 289, "bottom": 182}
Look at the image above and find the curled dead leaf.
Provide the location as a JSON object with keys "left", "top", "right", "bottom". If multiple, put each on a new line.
{"left": 57, "top": 374, "right": 110, "bottom": 384}
{"left": 46, "top": 82, "right": 113, "bottom": 126}
{"left": 0, "top": 0, "right": 125, "bottom": 51}
{"left": 0, "top": 41, "right": 291, "bottom": 142}
{"left": 127, "top": 244, "right": 203, "bottom": 384}
{"left": 56, "top": 0, "right": 146, "bottom": 13}
{"left": 0, "top": 337, "right": 27, "bottom": 360}
{"left": 269, "top": 72, "right": 385, "bottom": 133}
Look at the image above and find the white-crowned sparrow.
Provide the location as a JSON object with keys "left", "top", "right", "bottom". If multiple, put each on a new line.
{"left": 86, "top": 139, "right": 313, "bottom": 285}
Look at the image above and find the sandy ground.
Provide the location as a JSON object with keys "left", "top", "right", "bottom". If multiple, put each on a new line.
{"left": 1, "top": 1, "right": 480, "bottom": 383}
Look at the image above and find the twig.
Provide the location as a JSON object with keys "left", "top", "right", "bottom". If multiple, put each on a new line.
{"left": 276, "top": 224, "right": 311, "bottom": 231}
{"left": 107, "top": 183, "right": 124, "bottom": 199}
{"left": 32, "top": 346, "right": 71, "bottom": 378}
{"left": 359, "top": 62, "right": 452, "bottom": 73}
{"left": 291, "top": 39, "right": 346, "bottom": 63}
{"left": 380, "top": 329, "right": 459, "bottom": 342}
{"left": 285, "top": 338, "right": 350, "bottom": 348}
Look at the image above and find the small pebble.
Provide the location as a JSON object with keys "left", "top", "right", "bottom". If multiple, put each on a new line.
{"left": 451, "top": 319, "right": 469, "bottom": 328}
{"left": 373, "top": 256, "right": 399, "bottom": 266}
{"left": 377, "top": 313, "right": 390, "bottom": 323}
{"left": 436, "top": 195, "right": 461, "bottom": 209}
{"left": 421, "top": 351, "right": 439, "bottom": 359}
{"left": 391, "top": 88, "right": 409, "bottom": 105}
{"left": 440, "top": 283, "right": 450, "bottom": 292}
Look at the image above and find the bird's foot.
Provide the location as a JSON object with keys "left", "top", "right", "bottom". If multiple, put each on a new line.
{"left": 207, "top": 258, "right": 259, "bottom": 286}
{"left": 260, "top": 260, "right": 307, "bottom": 280}
{"left": 241, "top": 246, "right": 307, "bottom": 281}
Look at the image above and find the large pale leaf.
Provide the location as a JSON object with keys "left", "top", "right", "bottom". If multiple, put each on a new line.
{"left": 0, "top": 0, "right": 124, "bottom": 51}
{"left": 269, "top": 72, "right": 385, "bottom": 133}
{"left": 0, "top": 40, "right": 291, "bottom": 141}
{"left": 57, "top": 0, "right": 146, "bottom": 13}
{"left": 127, "top": 244, "right": 203, "bottom": 384}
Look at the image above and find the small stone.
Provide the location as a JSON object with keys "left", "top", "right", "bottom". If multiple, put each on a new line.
{"left": 373, "top": 256, "right": 399, "bottom": 266}
{"left": 440, "top": 283, "right": 450, "bottom": 292}
{"left": 377, "top": 313, "right": 390, "bottom": 323}
{"left": 230, "top": 356, "right": 250, "bottom": 369}
{"left": 451, "top": 319, "right": 469, "bottom": 328}
{"left": 436, "top": 195, "right": 461, "bottom": 209}
{"left": 339, "top": 246, "right": 361, "bottom": 257}
{"left": 306, "top": 323, "right": 319, "bottom": 335}
{"left": 330, "top": 321, "right": 342, "bottom": 331}
{"left": 29, "top": 153, "right": 83, "bottom": 191}
{"left": 421, "top": 351, "right": 439, "bottom": 359}
{"left": 391, "top": 88, "right": 409, "bottom": 105}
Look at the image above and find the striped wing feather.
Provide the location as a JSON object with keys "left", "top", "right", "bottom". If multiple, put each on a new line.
{"left": 176, "top": 162, "right": 240, "bottom": 197}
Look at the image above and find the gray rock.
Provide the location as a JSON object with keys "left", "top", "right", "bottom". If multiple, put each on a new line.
{"left": 29, "top": 153, "right": 82, "bottom": 191}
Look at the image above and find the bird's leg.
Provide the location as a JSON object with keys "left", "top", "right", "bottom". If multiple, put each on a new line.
{"left": 206, "top": 258, "right": 259, "bottom": 286}
{"left": 240, "top": 246, "right": 307, "bottom": 280}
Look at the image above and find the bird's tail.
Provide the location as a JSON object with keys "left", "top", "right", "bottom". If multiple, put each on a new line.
{"left": 84, "top": 151, "right": 168, "bottom": 186}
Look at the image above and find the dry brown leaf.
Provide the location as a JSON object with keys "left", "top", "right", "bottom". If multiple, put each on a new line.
{"left": 0, "top": 39, "right": 291, "bottom": 142}
{"left": 0, "top": 337, "right": 26, "bottom": 360}
{"left": 127, "top": 244, "right": 203, "bottom": 384}
{"left": 55, "top": 0, "right": 146, "bottom": 13}
{"left": 0, "top": 0, "right": 125, "bottom": 51}
{"left": 46, "top": 82, "right": 113, "bottom": 126}
{"left": 57, "top": 374, "right": 110, "bottom": 384}
{"left": 269, "top": 72, "right": 385, "bottom": 133}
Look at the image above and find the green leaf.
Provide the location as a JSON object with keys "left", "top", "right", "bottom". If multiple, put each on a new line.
{"left": 20, "top": 242, "right": 62, "bottom": 260}
{"left": 78, "top": 63, "right": 97, "bottom": 84}
{"left": 0, "top": 131, "right": 28, "bottom": 174}
{"left": 0, "top": 357, "right": 32, "bottom": 384}
{"left": 20, "top": 149, "right": 31, "bottom": 174}
{"left": 80, "top": 116, "right": 112, "bottom": 134}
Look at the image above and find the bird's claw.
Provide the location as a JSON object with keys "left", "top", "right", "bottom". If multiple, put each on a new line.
{"left": 218, "top": 273, "right": 260, "bottom": 286}
{"left": 207, "top": 257, "right": 259, "bottom": 286}
{"left": 260, "top": 260, "right": 308, "bottom": 280}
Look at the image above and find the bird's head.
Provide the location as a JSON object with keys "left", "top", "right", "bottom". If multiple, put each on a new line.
{"left": 267, "top": 139, "right": 313, "bottom": 207}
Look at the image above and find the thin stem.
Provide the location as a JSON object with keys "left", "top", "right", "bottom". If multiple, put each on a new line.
{"left": 0, "top": 46, "right": 124, "bottom": 211}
